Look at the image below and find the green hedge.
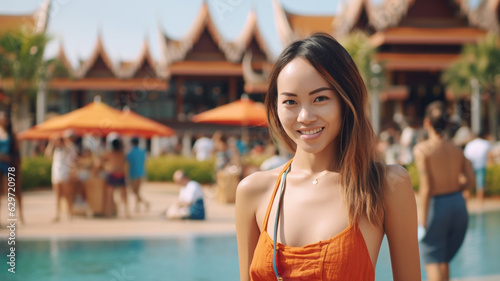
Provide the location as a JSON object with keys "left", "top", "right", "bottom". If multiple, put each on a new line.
{"left": 485, "top": 165, "right": 500, "bottom": 196}
{"left": 146, "top": 155, "right": 215, "bottom": 184}
{"left": 21, "top": 156, "right": 52, "bottom": 190}
{"left": 405, "top": 163, "right": 500, "bottom": 195}
{"left": 17, "top": 156, "right": 500, "bottom": 195}
{"left": 404, "top": 163, "right": 420, "bottom": 191}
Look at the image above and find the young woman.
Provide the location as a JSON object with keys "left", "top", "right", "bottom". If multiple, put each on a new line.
{"left": 0, "top": 111, "right": 24, "bottom": 223}
{"left": 235, "top": 33, "right": 421, "bottom": 281}
{"left": 45, "top": 130, "right": 78, "bottom": 222}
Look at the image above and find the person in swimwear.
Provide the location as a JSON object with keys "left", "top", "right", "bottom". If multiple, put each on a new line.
{"left": 235, "top": 33, "right": 421, "bottom": 281}
{"left": 0, "top": 111, "right": 24, "bottom": 223}
{"left": 414, "top": 101, "right": 475, "bottom": 281}
{"left": 45, "top": 130, "right": 78, "bottom": 222}
{"left": 101, "top": 138, "right": 130, "bottom": 218}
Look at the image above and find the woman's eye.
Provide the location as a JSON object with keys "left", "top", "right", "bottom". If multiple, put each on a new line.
{"left": 283, "top": 100, "right": 296, "bottom": 105}
{"left": 314, "top": 96, "right": 329, "bottom": 102}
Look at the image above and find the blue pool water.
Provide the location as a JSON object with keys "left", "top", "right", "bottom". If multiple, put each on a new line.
{"left": 1, "top": 211, "right": 499, "bottom": 281}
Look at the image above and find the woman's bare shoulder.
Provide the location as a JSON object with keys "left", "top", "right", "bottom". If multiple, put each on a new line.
{"left": 384, "top": 164, "right": 413, "bottom": 194}
{"left": 383, "top": 164, "right": 415, "bottom": 208}
{"left": 237, "top": 165, "right": 284, "bottom": 199}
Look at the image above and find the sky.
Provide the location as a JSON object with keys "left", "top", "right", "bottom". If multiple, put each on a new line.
{"left": 0, "top": 0, "right": 341, "bottom": 68}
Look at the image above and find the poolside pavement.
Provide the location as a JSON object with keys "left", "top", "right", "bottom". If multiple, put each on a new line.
{"left": 0, "top": 182, "right": 236, "bottom": 239}
{"left": 1, "top": 181, "right": 500, "bottom": 280}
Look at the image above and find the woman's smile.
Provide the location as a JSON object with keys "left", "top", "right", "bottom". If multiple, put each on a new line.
{"left": 298, "top": 127, "right": 325, "bottom": 138}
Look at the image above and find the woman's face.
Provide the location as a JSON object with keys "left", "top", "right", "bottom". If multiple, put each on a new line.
{"left": 276, "top": 57, "right": 342, "bottom": 155}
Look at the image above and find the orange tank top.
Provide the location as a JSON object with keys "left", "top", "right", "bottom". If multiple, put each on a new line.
{"left": 249, "top": 160, "right": 375, "bottom": 280}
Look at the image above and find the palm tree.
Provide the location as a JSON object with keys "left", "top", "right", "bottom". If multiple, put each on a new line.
{"left": 0, "top": 28, "right": 53, "bottom": 132}
{"left": 442, "top": 33, "right": 500, "bottom": 141}
{"left": 342, "top": 30, "right": 384, "bottom": 135}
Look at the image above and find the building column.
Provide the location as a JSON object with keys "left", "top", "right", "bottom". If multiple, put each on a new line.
{"left": 176, "top": 77, "right": 185, "bottom": 120}
{"left": 36, "top": 80, "right": 47, "bottom": 124}
{"left": 229, "top": 77, "right": 237, "bottom": 102}
{"left": 470, "top": 78, "right": 481, "bottom": 135}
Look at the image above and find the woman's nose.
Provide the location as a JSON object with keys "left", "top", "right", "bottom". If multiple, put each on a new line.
{"left": 297, "top": 105, "right": 317, "bottom": 123}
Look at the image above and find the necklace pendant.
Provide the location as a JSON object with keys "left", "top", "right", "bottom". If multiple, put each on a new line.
{"left": 312, "top": 179, "right": 318, "bottom": 185}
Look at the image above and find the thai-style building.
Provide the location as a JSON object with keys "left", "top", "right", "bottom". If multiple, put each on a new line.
{"left": 14, "top": 1, "right": 273, "bottom": 135}
{"left": 333, "top": 0, "right": 494, "bottom": 129}
{"left": 0, "top": 0, "right": 49, "bottom": 34}
{"left": 1, "top": 0, "right": 499, "bottom": 137}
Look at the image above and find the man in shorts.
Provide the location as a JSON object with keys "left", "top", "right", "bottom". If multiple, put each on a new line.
{"left": 102, "top": 138, "right": 130, "bottom": 218}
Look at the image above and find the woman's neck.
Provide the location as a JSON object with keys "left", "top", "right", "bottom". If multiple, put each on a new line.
{"left": 292, "top": 148, "right": 339, "bottom": 174}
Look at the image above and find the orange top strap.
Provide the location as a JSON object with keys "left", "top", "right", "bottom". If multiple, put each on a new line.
{"left": 262, "top": 159, "right": 293, "bottom": 231}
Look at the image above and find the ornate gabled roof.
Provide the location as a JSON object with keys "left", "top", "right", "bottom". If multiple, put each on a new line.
{"left": 367, "top": 0, "right": 413, "bottom": 31}
{"left": 272, "top": 0, "right": 297, "bottom": 47}
{"left": 74, "top": 35, "right": 118, "bottom": 79}
{"left": 118, "top": 39, "right": 158, "bottom": 79}
{"left": 34, "top": 0, "right": 51, "bottom": 33}
{"left": 0, "top": 0, "right": 50, "bottom": 34}
{"left": 462, "top": 0, "right": 500, "bottom": 34}
{"left": 157, "top": 25, "right": 170, "bottom": 79}
{"left": 162, "top": 2, "right": 246, "bottom": 64}
{"left": 54, "top": 43, "right": 74, "bottom": 77}
{"left": 334, "top": 0, "right": 368, "bottom": 38}
{"left": 335, "top": 0, "right": 480, "bottom": 37}
{"left": 242, "top": 50, "right": 268, "bottom": 85}
{"left": 234, "top": 9, "right": 275, "bottom": 62}
{"left": 334, "top": 0, "right": 414, "bottom": 37}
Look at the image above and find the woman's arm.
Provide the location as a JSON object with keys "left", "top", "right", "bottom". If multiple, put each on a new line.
{"left": 235, "top": 174, "right": 262, "bottom": 281}
{"left": 384, "top": 165, "right": 421, "bottom": 281}
{"left": 413, "top": 145, "right": 431, "bottom": 228}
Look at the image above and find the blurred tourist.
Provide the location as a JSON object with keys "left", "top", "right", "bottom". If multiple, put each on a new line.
{"left": 399, "top": 119, "right": 419, "bottom": 165}
{"left": 192, "top": 133, "right": 214, "bottom": 161}
{"left": 236, "top": 132, "right": 249, "bottom": 156}
{"left": 73, "top": 146, "right": 94, "bottom": 216}
{"left": 378, "top": 130, "right": 399, "bottom": 165}
{"left": 101, "top": 138, "right": 130, "bottom": 218}
{"left": 0, "top": 111, "right": 24, "bottom": 223}
{"left": 166, "top": 170, "right": 205, "bottom": 220}
{"left": 413, "top": 101, "right": 475, "bottom": 281}
{"left": 213, "top": 132, "right": 231, "bottom": 172}
{"left": 45, "top": 129, "right": 78, "bottom": 222}
{"left": 453, "top": 120, "right": 473, "bottom": 149}
{"left": 259, "top": 147, "right": 288, "bottom": 171}
{"left": 464, "top": 130, "right": 492, "bottom": 204}
{"left": 126, "top": 137, "right": 150, "bottom": 212}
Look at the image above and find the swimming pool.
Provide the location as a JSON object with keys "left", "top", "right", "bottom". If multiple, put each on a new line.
{"left": 1, "top": 211, "right": 499, "bottom": 281}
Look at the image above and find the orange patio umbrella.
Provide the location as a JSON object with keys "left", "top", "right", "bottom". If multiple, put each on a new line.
{"left": 192, "top": 96, "right": 267, "bottom": 127}
{"left": 18, "top": 101, "right": 175, "bottom": 140}
{"left": 17, "top": 126, "right": 60, "bottom": 140}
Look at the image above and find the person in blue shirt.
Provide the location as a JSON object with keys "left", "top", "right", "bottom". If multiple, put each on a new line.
{"left": 126, "top": 137, "right": 150, "bottom": 212}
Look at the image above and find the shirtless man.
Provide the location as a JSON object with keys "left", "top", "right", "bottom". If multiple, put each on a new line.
{"left": 101, "top": 138, "right": 130, "bottom": 218}
{"left": 413, "top": 101, "right": 475, "bottom": 281}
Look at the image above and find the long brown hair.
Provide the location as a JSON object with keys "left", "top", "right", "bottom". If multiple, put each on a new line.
{"left": 265, "top": 33, "right": 386, "bottom": 226}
